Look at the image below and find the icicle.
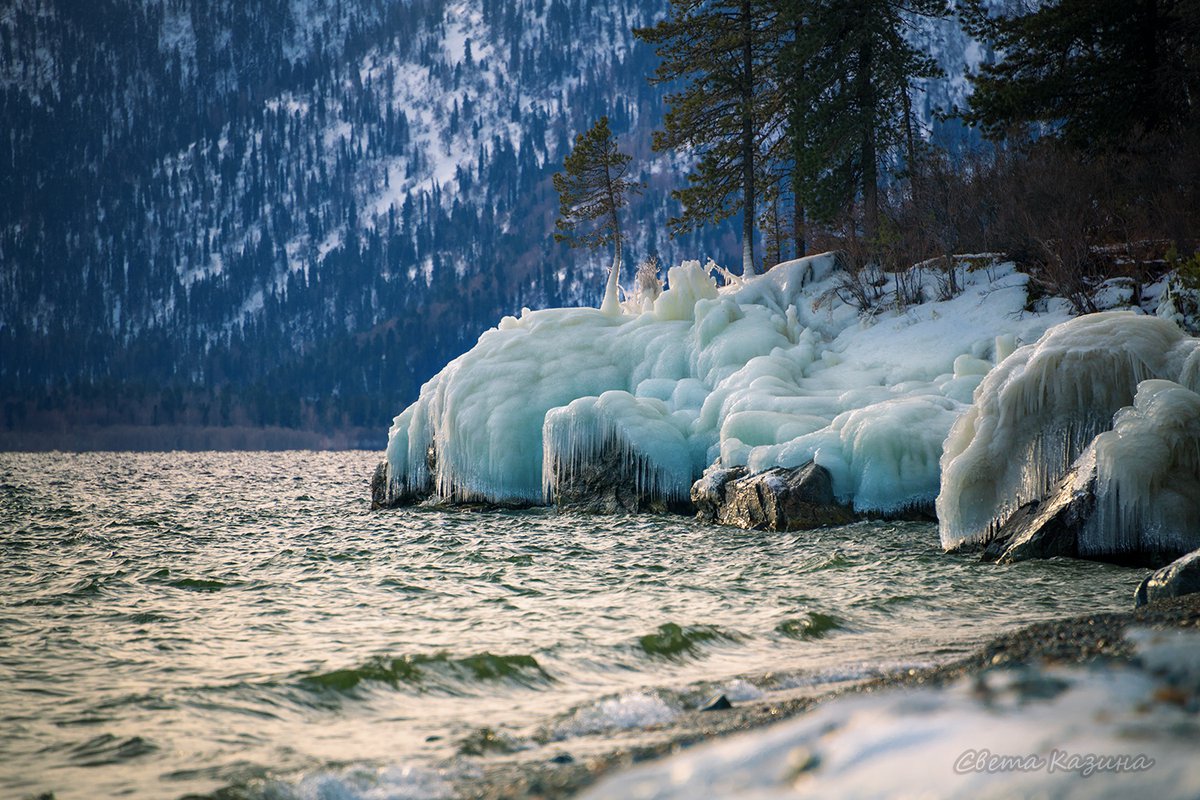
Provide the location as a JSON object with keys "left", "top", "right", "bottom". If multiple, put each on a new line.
{"left": 1086, "top": 380, "right": 1200, "bottom": 557}
{"left": 938, "top": 312, "right": 1193, "bottom": 550}
{"left": 542, "top": 392, "right": 694, "bottom": 506}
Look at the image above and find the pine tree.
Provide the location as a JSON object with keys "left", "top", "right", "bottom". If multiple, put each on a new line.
{"left": 636, "top": 1, "right": 783, "bottom": 275}
{"left": 964, "top": 0, "right": 1200, "bottom": 150}
{"left": 786, "top": 0, "right": 946, "bottom": 239}
{"left": 553, "top": 116, "right": 641, "bottom": 315}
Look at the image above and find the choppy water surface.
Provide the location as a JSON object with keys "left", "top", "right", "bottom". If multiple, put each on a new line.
{"left": 1, "top": 451, "right": 1144, "bottom": 799}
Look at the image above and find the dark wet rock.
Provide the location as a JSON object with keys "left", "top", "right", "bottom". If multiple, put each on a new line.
{"left": 709, "top": 463, "right": 854, "bottom": 531}
{"left": 549, "top": 443, "right": 694, "bottom": 515}
{"left": 369, "top": 460, "right": 390, "bottom": 509}
{"left": 983, "top": 452, "right": 1184, "bottom": 568}
{"left": 1136, "top": 549, "right": 1200, "bottom": 607}
{"left": 369, "top": 459, "right": 433, "bottom": 510}
{"left": 691, "top": 465, "right": 748, "bottom": 522}
{"left": 699, "top": 694, "right": 732, "bottom": 712}
{"left": 457, "top": 727, "right": 522, "bottom": 756}
{"left": 548, "top": 752, "right": 574, "bottom": 764}
{"left": 984, "top": 466, "right": 1096, "bottom": 564}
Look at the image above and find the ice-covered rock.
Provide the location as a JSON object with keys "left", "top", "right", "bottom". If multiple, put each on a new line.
{"left": 371, "top": 458, "right": 432, "bottom": 509}
{"left": 966, "top": 379, "right": 1200, "bottom": 566}
{"left": 691, "top": 464, "right": 749, "bottom": 522}
{"left": 1136, "top": 549, "right": 1200, "bottom": 606}
{"left": 939, "top": 312, "right": 1200, "bottom": 551}
{"left": 712, "top": 463, "right": 854, "bottom": 532}
{"left": 980, "top": 447, "right": 1097, "bottom": 564}
{"left": 382, "top": 254, "right": 1070, "bottom": 513}
{"left": 1088, "top": 379, "right": 1200, "bottom": 560}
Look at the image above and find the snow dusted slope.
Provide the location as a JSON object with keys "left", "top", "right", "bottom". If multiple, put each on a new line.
{"left": 384, "top": 255, "right": 1073, "bottom": 512}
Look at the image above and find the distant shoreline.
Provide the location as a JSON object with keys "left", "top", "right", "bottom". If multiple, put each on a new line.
{"left": 0, "top": 425, "right": 385, "bottom": 453}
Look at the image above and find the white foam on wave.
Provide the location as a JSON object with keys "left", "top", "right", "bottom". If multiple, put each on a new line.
{"left": 281, "top": 764, "right": 454, "bottom": 800}
{"left": 553, "top": 691, "right": 679, "bottom": 739}
{"left": 721, "top": 678, "right": 765, "bottom": 702}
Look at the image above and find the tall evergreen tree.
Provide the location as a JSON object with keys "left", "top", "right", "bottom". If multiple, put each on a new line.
{"left": 636, "top": 1, "right": 784, "bottom": 275}
{"left": 964, "top": 0, "right": 1200, "bottom": 150}
{"left": 553, "top": 116, "right": 641, "bottom": 315}
{"left": 787, "top": 0, "right": 946, "bottom": 239}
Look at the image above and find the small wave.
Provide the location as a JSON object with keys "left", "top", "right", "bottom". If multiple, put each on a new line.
{"left": 168, "top": 578, "right": 228, "bottom": 591}
{"left": 65, "top": 733, "right": 157, "bottom": 766}
{"left": 776, "top": 612, "right": 843, "bottom": 640}
{"left": 810, "top": 551, "right": 852, "bottom": 570}
{"left": 637, "top": 623, "right": 741, "bottom": 661}
{"left": 299, "top": 652, "right": 553, "bottom": 694}
{"left": 554, "top": 691, "right": 678, "bottom": 739}
{"left": 143, "top": 568, "right": 230, "bottom": 592}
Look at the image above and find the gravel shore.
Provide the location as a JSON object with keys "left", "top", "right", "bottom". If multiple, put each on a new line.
{"left": 462, "top": 593, "right": 1200, "bottom": 800}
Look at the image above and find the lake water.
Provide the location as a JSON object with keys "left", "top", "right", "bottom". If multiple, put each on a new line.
{"left": 0, "top": 451, "right": 1145, "bottom": 799}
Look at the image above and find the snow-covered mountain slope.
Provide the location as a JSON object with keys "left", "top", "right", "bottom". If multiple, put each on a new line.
{"left": 1, "top": 0, "right": 1022, "bottom": 431}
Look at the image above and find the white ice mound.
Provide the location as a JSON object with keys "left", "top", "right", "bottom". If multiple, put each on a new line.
{"left": 938, "top": 312, "right": 1200, "bottom": 550}
{"left": 386, "top": 254, "right": 1071, "bottom": 511}
{"left": 1088, "top": 379, "right": 1200, "bottom": 557}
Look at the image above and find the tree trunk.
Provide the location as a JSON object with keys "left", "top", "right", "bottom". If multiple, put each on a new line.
{"left": 790, "top": 17, "right": 806, "bottom": 260}
{"left": 600, "top": 216, "right": 622, "bottom": 315}
{"left": 600, "top": 143, "right": 623, "bottom": 316}
{"left": 766, "top": 191, "right": 781, "bottom": 268}
{"left": 791, "top": 170, "right": 806, "bottom": 258}
{"left": 741, "top": 0, "right": 757, "bottom": 275}
{"left": 858, "top": 40, "right": 879, "bottom": 241}
{"left": 902, "top": 85, "right": 917, "bottom": 206}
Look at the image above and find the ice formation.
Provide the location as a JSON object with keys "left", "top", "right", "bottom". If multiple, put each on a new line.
{"left": 938, "top": 312, "right": 1200, "bottom": 550}
{"left": 1087, "top": 380, "right": 1200, "bottom": 557}
{"left": 385, "top": 254, "right": 1073, "bottom": 513}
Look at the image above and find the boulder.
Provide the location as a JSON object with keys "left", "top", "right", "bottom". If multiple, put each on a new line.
{"left": 1135, "top": 549, "right": 1200, "bottom": 607}
{"left": 984, "top": 466, "right": 1096, "bottom": 564}
{"left": 691, "top": 465, "right": 748, "bottom": 522}
{"left": 369, "top": 460, "right": 389, "bottom": 509}
{"left": 708, "top": 463, "right": 854, "bottom": 531}
{"left": 549, "top": 443, "right": 694, "bottom": 515}
{"left": 982, "top": 447, "right": 1189, "bottom": 568}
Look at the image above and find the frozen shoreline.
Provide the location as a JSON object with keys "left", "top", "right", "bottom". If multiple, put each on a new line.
{"left": 460, "top": 594, "right": 1200, "bottom": 799}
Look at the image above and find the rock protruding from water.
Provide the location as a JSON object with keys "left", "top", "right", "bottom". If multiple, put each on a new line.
{"left": 691, "top": 465, "right": 749, "bottom": 522}
{"left": 983, "top": 464, "right": 1097, "bottom": 564}
{"left": 979, "top": 446, "right": 1192, "bottom": 568}
{"left": 549, "top": 443, "right": 694, "bottom": 515}
{"left": 370, "top": 460, "right": 433, "bottom": 509}
{"left": 699, "top": 694, "right": 732, "bottom": 712}
{"left": 1136, "top": 550, "right": 1200, "bottom": 607}
{"left": 699, "top": 463, "right": 854, "bottom": 531}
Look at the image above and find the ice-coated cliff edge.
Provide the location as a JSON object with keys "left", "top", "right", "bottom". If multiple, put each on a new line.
{"left": 379, "top": 254, "right": 1074, "bottom": 514}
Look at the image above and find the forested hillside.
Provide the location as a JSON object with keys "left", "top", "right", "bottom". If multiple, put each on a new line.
{"left": 3, "top": 0, "right": 725, "bottom": 444}
{"left": 4, "top": 0, "right": 1193, "bottom": 449}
